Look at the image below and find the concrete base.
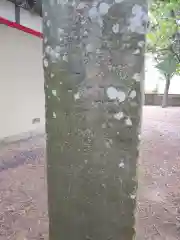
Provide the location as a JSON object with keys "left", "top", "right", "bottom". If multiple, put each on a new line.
{"left": 145, "top": 94, "right": 180, "bottom": 107}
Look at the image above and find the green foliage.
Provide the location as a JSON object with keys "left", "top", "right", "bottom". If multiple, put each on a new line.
{"left": 155, "top": 54, "right": 177, "bottom": 77}
{"left": 147, "top": 0, "right": 180, "bottom": 78}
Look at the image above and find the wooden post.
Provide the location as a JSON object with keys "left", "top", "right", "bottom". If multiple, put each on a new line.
{"left": 15, "top": 0, "right": 20, "bottom": 24}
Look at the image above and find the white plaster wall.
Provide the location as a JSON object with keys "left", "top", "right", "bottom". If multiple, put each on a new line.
{"left": 0, "top": 0, "right": 42, "bottom": 32}
{"left": 0, "top": 24, "right": 45, "bottom": 139}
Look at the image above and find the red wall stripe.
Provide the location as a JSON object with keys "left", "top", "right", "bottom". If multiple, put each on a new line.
{"left": 0, "top": 16, "right": 43, "bottom": 38}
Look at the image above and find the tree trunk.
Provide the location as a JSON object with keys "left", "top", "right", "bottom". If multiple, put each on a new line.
{"left": 162, "top": 75, "right": 171, "bottom": 108}
{"left": 43, "top": 1, "right": 147, "bottom": 239}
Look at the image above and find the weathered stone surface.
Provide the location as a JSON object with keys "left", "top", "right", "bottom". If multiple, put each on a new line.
{"left": 43, "top": 0, "right": 147, "bottom": 239}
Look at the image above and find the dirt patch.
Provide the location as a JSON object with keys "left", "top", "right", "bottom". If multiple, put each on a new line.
{"left": 137, "top": 107, "right": 180, "bottom": 240}
{"left": 0, "top": 106, "right": 180, "bottom": 240}
{"left": 0, "top": 136, "right": 48, "bottom": 240}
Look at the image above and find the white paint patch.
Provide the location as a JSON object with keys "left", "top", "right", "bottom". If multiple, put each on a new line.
{"left": 45, "top": 46, "right": 52, "bottom": 54}
{"left": 132, "top": 73, "right": 141, "bottom": 82}
{"left": 129, "top": 90, "right": 136, "bottom": 99}
{"left": 92, "top": 1, "right": 98, "bottom": 7}
{"left": 57, "top": 0, "right": 68, "bottom": 5}
{"left": 46, "top": 20, "right": 51, "bottom": 27}
{"left": 60, "top": 82, "right": 63, "bottom": 85}
{"left": 84, "top": 160, "right": 88, "bottom": 164}
{"left": 133, "top": 49, "right": 140, "bottom": 55}
{"left": 96, "top": 49, "right": 101, "bottom": 54}
{"left": 105, "top": 139, "right": 113, "bottom": 148}
{"left": 106, "top": 87, "right": 126, "bottom": 102}
{"left": 86, "top": 44, "right": 93, "bottom": 53}
{"left": 44, "top": 37, "right": 48, "bottom": 44}
{"left": 124, "top": 43, "right": 130, "bottom": 48}
{"left": 99, "top": 3, "right": 110, "bottom": 16}
{"left": 72, "top": 0, "right": 76, "bottom": 7}
{"left": 62, "top": 55, "right": 68, "bottom": 62}
{"left": 52, "top": 90, "right": 57, "bottom": 96}
{"left": 53, "top": 112, "right": 56, "bottom": 118}
{"left": 125, "top": 117, "right": 132, "bottom": 126}
{"left": 54, "top": 52, "right": 60, "bottom": 59}
{"left": 49, "top": 49, "right": 60, "bottom": 62}
{"left": 112, "top": 23, "right": 119, "bottom": 34}
{"left": 43, "top": 58, "right": 48, "bottom": 68}
{"left": 83, "top": 30, "right": 88, "bottom": 37}
{"left": 88, "top": 7, "right": 98, "bottom": 20}
{"left": 118, "top": 162, "right": 125, "bottom": 168}
{"left": 130, "top": 194, "right": 136, "bottom": 199}
{"left": 114, "top": 112, "right": 124, "bottom": 120}
{"left": 97, "top": 17, "right": 103, "bottom": 28}
{"left": 129, "top": 4, "right": 148, "bottom": 34}
{"left": 77, "top": 2, "right": 86, "bottom": 10}
{"left": 176, "top": 19, "right": 180, "bottom": 25}
{"left": 50, "top": 73, "right": 55, "bottom": 78}
{"left": 55, "top": 46, "right": 61, "bottom": 53}
{"left": 44, "top": 12, "right": 48, "bottom": 17}
{"left": 58, "top": 28, "right": 64, "bottom": 35}
{"left": 74, "top": 92, "right": 80, "bottom": 100}
{"left": 138, "top": 41, "right": 145, "bottom": 48}
{"left": 115, "top": 0, "right": 123, "bottom": 2}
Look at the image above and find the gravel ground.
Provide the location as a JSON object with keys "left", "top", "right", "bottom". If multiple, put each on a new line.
{"left": 0, "top": 106, "right": 180, "bottom": 240}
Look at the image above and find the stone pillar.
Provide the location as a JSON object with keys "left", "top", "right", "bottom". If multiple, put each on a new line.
{"left": 43, "top": 0, "right": 147, "bottom": 239}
